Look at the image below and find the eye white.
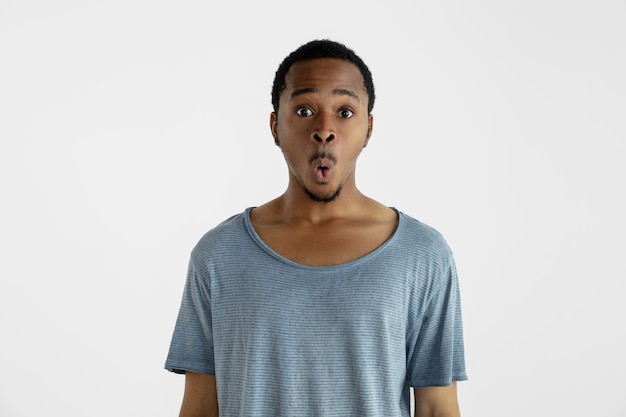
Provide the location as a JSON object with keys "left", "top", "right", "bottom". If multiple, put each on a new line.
{"left": 339, "top": 109, "right": 354, "bottom": 119}
{"left": 296, "top": 107, "right": 313, "bottom": 117}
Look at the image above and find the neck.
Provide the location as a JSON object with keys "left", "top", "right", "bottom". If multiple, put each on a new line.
{"left": 278, "top": 180, "right": 368, "bottom": 224}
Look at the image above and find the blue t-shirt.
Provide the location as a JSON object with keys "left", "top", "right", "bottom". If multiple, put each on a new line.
{"left": 165, "top": 208, "right": 467, "bottom": 416}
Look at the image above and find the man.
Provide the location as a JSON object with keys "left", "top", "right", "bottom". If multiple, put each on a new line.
{"left": 165, "top": 39, "right": 467, "bottom": 417}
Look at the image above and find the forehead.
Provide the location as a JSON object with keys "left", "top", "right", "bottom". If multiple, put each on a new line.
{"left": 283, "top": 58, "right": 366, "bottom": 98}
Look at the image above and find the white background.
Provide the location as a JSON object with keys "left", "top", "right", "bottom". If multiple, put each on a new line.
{"left": 1, "top": 1, "right": 624, "bottom": 416}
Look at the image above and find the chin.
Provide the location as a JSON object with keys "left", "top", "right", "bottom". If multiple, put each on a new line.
{"left": 304, "top": 185, "right": 343, "bottom": 204}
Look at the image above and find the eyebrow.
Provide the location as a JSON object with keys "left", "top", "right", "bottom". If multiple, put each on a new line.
{"left": 290, "top": 88, "right": 361, "bottom": 102}
{"left": 334, "top": 88, "right": 360, "bottom": 102}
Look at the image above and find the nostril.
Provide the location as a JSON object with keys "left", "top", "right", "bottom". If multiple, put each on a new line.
{"left": 313, "top": 133, "right": 334, "bottom": 142}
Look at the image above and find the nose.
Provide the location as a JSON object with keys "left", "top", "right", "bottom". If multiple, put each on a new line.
{"left": 313, "top": 132, "right": 335, "bottom": 143}
{"left": 312, "top": 113, "right": 336, "bottom": 143}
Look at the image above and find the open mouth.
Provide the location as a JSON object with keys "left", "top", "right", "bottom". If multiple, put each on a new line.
{"left": 310, "top": 153, "right": 336, "bottom": 183}
{"left": 314, "top": 165, "right": 331, "bottom": 182}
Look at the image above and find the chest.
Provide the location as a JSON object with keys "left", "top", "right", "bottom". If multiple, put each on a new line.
{"left": 254, "top": 221, "right": 397, "bottom": 266}
{"left": 210, "top": 258, "right": 414, "bottom": 351}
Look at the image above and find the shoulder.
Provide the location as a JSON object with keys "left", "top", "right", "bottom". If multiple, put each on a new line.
{"left": 191, "top": 209, "right": 252, "bottom": 260}
{"left": 395, "top": 211, "right": 454, "bottom": 263}
{"left": 390, "top": 212, "right": 459, "bottom": 293}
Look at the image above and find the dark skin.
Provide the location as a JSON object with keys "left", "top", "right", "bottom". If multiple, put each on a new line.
{"left": 178, "top": 58, "right": 460, "bottom": 417}
{"left": 255, "top": 58, "right": 395, "bottom": 267}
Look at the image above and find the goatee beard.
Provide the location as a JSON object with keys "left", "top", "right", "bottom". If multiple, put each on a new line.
{"left": 304, "top": 185, "right": 343, "bottom": 204}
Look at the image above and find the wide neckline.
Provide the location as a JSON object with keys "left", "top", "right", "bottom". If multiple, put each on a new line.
{"left": 243, "top": 206, "right": 402, "bottom": 271}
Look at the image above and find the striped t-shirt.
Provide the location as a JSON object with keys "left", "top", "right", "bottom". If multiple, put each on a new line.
{"left": 165, "top": 207, "right": 467, "bottom": 416}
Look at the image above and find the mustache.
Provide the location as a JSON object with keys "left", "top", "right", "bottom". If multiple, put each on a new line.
{"left": 308, "top": 151, "right": 337, "bottom": 165}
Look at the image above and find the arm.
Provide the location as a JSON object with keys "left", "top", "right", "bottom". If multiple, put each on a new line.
{"left": 178, "top": 371, "right": 219, "bottom": 417}
{"left": 413, "top": 382, "right": 460, "bottom": 417}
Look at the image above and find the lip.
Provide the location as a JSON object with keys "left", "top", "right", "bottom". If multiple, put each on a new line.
{"left": 312, "top": 158, "right": 334, "bottom": 183}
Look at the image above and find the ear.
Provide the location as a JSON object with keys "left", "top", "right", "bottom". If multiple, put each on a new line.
{"left": 363, "top": 114, "right": 374, "bottom": 148}
{"left": 270, "top": 112, "right": 279, "bottom": 145}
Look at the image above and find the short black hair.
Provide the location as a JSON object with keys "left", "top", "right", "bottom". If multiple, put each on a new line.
{"left": 271, "top": 39, "right": 375, "bottom": 114}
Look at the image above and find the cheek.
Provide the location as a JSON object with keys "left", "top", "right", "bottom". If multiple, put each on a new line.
{"left": 276, "top": 119, "right": 309, "bottom": 141}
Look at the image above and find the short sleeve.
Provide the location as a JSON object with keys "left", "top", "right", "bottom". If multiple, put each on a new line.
{"left": 407, "top": 257, "right": 467, "bottom": 387}
{"left": 164, "top": 258, "right": 215, "bottom": 375}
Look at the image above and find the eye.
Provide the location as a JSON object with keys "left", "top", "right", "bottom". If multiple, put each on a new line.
{"left": 338, "top": 108, "right": 354, "bottom": 119}
{"left": 296, "top": 107, "right": 313, "bottom": 117}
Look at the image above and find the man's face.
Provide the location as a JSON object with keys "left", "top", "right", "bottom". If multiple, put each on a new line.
{"left": 271, "top": 58, "right": 373, "bottom": 203}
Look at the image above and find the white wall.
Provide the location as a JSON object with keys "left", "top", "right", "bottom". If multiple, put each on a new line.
{"left": 1, "top": 1, "right": 624, "bottom": 416}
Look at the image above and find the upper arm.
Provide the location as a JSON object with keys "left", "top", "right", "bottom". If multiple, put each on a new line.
{"left": 413, "top": 381, "right": 460, "bottom": 417}
{"left": 179, "top": 371, "right": 218, "bottom": 417}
